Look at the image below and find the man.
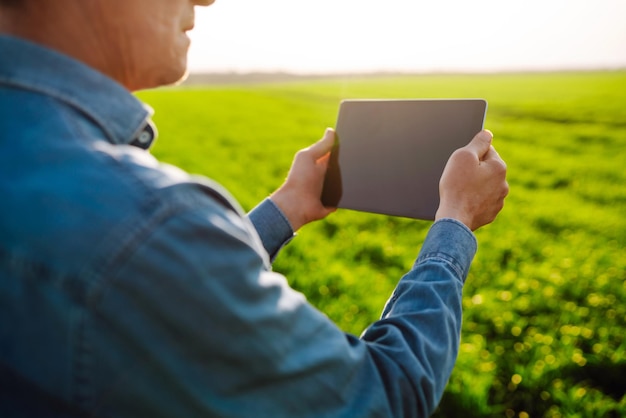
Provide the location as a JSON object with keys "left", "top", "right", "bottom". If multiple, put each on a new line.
{"left": 0, "top": 0, "right": 508, "bottom": 417}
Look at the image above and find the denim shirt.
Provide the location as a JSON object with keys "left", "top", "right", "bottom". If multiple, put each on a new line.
{"left": 0, "top": 35, "right": 478, "bottom": 418}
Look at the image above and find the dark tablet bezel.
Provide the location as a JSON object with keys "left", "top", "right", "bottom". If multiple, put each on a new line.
{"left": 321, "top": 99, "right": 488, "bottom": 220}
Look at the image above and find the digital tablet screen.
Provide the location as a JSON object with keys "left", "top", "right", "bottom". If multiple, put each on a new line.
{"left": 321, "top": 99, "right": 488, "bottom": 220}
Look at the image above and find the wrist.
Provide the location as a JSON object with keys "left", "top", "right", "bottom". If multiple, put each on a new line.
{"left": 435, "top": 206, "right": 474, "bottom": 231}
{"left": 269, "top": 189, "right": 304, "bottom": 231}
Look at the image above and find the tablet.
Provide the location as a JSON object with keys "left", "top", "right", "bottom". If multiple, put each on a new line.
{"left": 321, "top": 99, "right": 488, "bottom": 220}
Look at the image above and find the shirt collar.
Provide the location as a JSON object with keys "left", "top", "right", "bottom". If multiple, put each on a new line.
{"left": 0, "top": 35, "right": 157, "bottom": 149}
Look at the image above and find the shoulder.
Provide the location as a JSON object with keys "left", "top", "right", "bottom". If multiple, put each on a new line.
{"left": 89, "top": 141, "right": 254, "bottom": 240}
{"left": 85, "top": 141, "right": 270, "bottom": 273}
{"left": 2, "top": 117, "right": 267, "bottom": 283}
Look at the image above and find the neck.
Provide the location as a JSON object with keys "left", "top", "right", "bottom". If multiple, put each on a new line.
{"left": 0, "top": 3, "right": 132, "bottom": 89}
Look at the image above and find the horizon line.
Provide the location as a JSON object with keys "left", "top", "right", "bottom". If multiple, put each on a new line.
{"left": 183, "top": 67, "right": 626, "bottom": 85}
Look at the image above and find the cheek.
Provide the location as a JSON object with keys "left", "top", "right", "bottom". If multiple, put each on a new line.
{"left": 128, "top": 24, "right": 191, "bottom": 88}
{"left": 156, "top": 20, "right": 190, "bottom": 63}
{"left": 162, "top": 32, "right": 191, "bottom": 73}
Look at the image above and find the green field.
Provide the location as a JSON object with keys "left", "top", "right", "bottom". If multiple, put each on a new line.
{"left": 137, "top": 71, "right": 626, "bottom": 417}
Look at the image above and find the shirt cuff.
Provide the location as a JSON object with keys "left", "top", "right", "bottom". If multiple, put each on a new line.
{"left": 416, "top": 218, "right": 478, "bottom": 282}
{"left": 247, "top": 198, "right": 295, "bottom": 262}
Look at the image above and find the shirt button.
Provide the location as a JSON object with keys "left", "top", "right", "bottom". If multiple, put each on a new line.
{"left": 130, "top": 120, "right": 157, "bottom": 149}
{"left": 137, "top": 130, "right": 152, "bottom": 145}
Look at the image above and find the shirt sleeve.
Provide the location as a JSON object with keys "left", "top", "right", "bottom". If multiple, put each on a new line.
{"left": 247, "top": 197, "right": 295, "bottom": 262}
{"left": 93, "top": 198, "right": 476, "bottom": 418}
{"left": 361, "top": 218, "right": 477, "bottom": 414}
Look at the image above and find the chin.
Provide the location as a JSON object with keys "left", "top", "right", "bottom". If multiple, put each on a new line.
{"left": 172, "top": 69, "right": 191, "bottom": 86}
{"left": 129, "top": 61, "right": 189, "bottom": 91}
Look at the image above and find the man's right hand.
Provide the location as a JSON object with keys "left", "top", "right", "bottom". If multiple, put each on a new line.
{"left": 435, "top": 130, "right": 509, "bottom": 231}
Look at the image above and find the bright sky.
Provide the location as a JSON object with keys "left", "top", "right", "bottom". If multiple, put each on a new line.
{"left": 188, "top": 0, "right": 626, "bottom": 74}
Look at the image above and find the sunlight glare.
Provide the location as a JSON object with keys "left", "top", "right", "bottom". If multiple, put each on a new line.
{"left": 188, "top": 0, "right": 626, "bottom": 73}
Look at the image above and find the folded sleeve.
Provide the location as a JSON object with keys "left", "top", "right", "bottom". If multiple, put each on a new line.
{"left": 247, "top": 197, "right": 295, "bottom": 262}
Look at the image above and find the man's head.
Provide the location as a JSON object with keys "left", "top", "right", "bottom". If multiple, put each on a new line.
{"left": 0, "top": 0, "right": 215, "bottom": 91}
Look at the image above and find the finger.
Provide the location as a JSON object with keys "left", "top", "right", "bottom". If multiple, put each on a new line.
{"left": 486, "top": 145, "right": 506, "bottom": 164}
{"left": 306, "top": 128, "right": 336, "bottom": 159}
{"left": 482, "top": 145, "right": 499, "bottom": 162}
{"left": 317, "top": 152, "right": 331, "bottom": 167}
{"left": 482, "top": 146, "right": 508, "bottom": 179}
{"left": 465, "top": 129, "right": 493, "bottom": 160}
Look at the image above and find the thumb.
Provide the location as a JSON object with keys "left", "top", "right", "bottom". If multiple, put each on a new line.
{"left": 465, "top": 129, "right": 493, "bottom": 160}
{"left": 306, "top": 128, "right": 336, "bottom": 160}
